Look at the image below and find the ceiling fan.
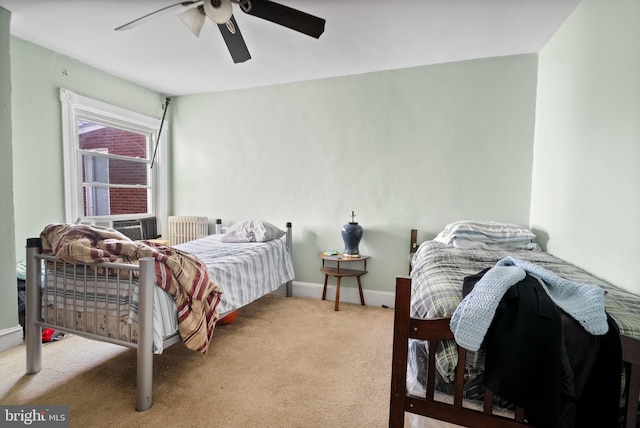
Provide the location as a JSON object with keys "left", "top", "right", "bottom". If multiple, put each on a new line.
{"left": 115, "top": 0, "right": 326, "bottom": 64}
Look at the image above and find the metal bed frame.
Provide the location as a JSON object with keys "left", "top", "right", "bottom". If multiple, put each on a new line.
{"left": 24, "top": 222, "right": 293, "bottom": 411}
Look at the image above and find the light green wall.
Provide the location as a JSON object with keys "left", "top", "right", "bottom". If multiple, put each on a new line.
{"left": 1, "top": 7, "right": 18, "bottom": 333}
{"left": 6, "top": 36, "right": 164, "bottom": 337}
{"left": 172, "top": 55, "right": 538, "bottom": 292}
{"left": 10, "top": 37, "right": 165, "bottom": 261}
{"left": 531, "top": 0, "right": 640, "bottom": 294}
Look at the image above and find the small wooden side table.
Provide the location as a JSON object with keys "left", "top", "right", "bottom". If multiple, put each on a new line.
{"left": 318, "top": 253, "right": 369, "bottom": 311}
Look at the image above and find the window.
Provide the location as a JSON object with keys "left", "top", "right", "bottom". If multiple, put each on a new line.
{"left": 60, "top": 88, "right": 168, "bottom": 237}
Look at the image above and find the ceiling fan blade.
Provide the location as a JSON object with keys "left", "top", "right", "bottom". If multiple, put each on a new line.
{"left": 179, "top": 6, "right": 206, "bottom": 37}
{"left": 115, "top": 1, "right": 203, "bottom": 31}
{"left": 217, "top": 16, "right": 251, "bottom": 63}
{"left": 240, "top": 0, "right": 325, "bottom": 39}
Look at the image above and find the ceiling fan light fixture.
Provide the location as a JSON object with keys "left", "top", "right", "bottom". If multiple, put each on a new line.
{"left": 178, "top": 7, "right": 206, "bottom": 37}
{"left": 203, "top": 0, "right": 233, "bottom": 24}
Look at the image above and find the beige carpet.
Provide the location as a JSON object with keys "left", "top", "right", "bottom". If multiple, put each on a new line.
{"left": 1, "top": 295, "right": 400, "bottom": 428}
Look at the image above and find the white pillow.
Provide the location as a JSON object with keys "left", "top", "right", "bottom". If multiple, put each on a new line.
{"left": 434, "top": 220, "right": 536, "bottom": 247}
{"left": 222, "top": 220, "right": 285, "bottom": 243}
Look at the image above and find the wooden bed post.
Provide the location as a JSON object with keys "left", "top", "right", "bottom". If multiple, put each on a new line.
{"left": 25, "top": 238, "right": 43, "bottom": 375}
{"left": 621, "top": 335, "right": 640, "bottom": 428}
{"left": 389, "top": 276, "right": 412, "bottom": 427}
{"left": 136, "top": 257, "right": 154, "bottom": 411}
{"left": 285, "top": 222, "right": 293, "bottom": 297}
{"left": 409, "top": 229, "right": 418, "bottom": 274}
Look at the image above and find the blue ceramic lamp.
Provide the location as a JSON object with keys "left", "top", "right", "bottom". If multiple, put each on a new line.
{"left": 341, "top": 211, "right": 363, "bottom": 258}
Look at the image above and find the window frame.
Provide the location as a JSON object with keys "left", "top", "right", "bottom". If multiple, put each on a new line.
{"left": 82, "top": 147, "right": 111, "bottom": 217}
{"left": 60, "top": 88, "right": 168, "bottom": 237}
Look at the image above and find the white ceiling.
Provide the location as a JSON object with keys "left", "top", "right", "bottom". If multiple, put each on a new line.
{"left": 1, "top": 0, "right": 580, "bottom": 96}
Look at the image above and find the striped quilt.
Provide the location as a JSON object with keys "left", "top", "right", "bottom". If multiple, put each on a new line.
{"left": 410, "top": 240, "right": 640, "bottom": 383}
{"left": 175, "top": 233, "right": 295, "bottom": 314}
{"left": 40, "top": 223, "right": 222, "bottom": 354}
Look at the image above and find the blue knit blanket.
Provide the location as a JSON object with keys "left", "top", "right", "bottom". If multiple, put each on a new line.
{"left": 450, "top": 256, "right": 608, "bottom": 351}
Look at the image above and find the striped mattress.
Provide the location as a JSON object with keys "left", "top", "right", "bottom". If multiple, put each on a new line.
{"left": 43, "top": 266, "right": 177, "bottom": 353}
{"left": 175, "top": 233, "right": 295, "bottom": 315}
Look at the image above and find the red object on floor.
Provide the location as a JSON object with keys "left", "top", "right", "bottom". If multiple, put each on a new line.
{"left": 42, "top": 328, "right": 56, "bottom": 342}
{"left": 218, "top": 310, "right": 238, "bottom": 325}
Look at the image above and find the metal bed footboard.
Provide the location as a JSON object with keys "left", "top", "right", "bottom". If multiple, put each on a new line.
{"left": 25, "top": 237, "right": 172, "bottom": 411}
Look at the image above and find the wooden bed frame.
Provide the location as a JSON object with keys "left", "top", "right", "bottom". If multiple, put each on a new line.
{"left": 24, "top": 222, "right": 293, "bottom": 412}
{"left": 389, "top": 231, "right": 640, "bottom": 428}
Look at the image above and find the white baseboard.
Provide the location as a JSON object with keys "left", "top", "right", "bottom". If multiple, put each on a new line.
{"left": 0, "top": 325, "right": 23, "bottom": 352}
{"left": 291, "top": 281, "right": 395, "bottom": 309}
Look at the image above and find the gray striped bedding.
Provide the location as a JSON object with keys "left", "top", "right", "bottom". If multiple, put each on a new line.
{"left": 176, "top": 233, "right": 294, "bottom": 314}
{"left": 409, "top": 240, "right": 640, "bottom": 384}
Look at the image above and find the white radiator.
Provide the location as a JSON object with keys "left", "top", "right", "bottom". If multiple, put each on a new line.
{"left": 168, "top": 216, "right": 208, "bottom": 245}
